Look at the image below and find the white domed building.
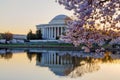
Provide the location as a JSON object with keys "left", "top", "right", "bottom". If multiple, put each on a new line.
{"left": 36, "top": 14, "right": 71, "bottom": 40}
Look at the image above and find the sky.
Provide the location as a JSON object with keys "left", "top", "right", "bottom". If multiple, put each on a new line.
{"left": 0, "top": 0, "right": 72, "bottom": 34}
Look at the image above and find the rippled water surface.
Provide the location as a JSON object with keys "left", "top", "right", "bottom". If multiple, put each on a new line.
{"left": 0, "top": 49, "right": 120, "bottom": 80}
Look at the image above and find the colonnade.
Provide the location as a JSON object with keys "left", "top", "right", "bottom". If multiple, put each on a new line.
{"left": 41, "top": 53, "right": 72, "bottom": 65}
{"left": 41, "top": 26, "right": 65, "bottom": 40}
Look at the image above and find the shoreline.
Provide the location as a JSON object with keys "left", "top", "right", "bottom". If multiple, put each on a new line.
{"left": 0, "top": 44, "right": 120, "bottom": 52}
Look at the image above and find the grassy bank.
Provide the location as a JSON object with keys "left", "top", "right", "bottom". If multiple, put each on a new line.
{"left": 0, "top": 43, "right": 119, "bottom": 51}
{"left": 0, "top": 43, "right": 77, "bottom": 48}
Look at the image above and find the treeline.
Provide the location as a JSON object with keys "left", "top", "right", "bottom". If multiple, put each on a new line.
{"left": 0, "top": 29, "right": 42, "bottom": 44}
{"left": 0, "top": 32, "right": 13, "bottom": 43}
{"left": 27, "top": 29, "right": 42, "bottom": 40}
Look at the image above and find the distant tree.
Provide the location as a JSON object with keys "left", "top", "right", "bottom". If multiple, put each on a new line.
{"left": 27, "top": 29, "right": 36, "bottom": 40}
{"left": 27, "top": 29, "right": 33, "bottom": 40}
{"left": 0, "top": 34, "right": 3, "bottom": 39}
{"left": 27, "top": 29, "right": 43, "bottom": 40}
{"left": 32, "top": 34, "right": 37, "bottom": 40}
{"left": 1, "top": 34, "right": 4, "bottom": 38}
{"left": 3, "top": 32, "right": 13, "bottom": 44}
{"left": 36, "top": 30, "right": 42, "bottom": 39}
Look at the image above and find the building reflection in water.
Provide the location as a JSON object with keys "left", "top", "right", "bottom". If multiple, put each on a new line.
{"left": 32, "top": 50, "right": 120, "bottom": 78}
{"left": 36, "top": 52, "right": 73, "bottom": 76}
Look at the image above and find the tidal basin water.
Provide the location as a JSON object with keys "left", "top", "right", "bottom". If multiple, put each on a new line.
{"left": 0, "top": 49, "right": 120, "bottom": 80}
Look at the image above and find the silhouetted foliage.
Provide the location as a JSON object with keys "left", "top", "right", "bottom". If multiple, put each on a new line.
{"left": 26, "top": 51, "right": 36, "bottom": 62}
{"left": 2, "top": 32, "right": 13, "bottom": 43}
{"left": 0, "top": 34, "right": 3, "bottom": 40}
{"left": 0, "top": 34, "right": 5, "bottom": 39}
{"left": 27, "top": 29, "right": 37, "bottom": 40}
{"left": 36, "top": 30, "right": 42, "bottom": 39}
{"left": 0, "top": 50, "right": 13, "bottom": 60}
{"left": 27, "top": 29, "right": 42, "bottom": 40}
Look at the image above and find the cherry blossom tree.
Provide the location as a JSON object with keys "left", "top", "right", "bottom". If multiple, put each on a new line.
{"left": 57, "top": 0, "right": 120, "bottom": 48}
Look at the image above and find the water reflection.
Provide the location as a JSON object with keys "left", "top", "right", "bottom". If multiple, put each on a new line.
{"left": 0, "top": 49, "right": 25, "bottom": 60}
{"left": 26, "top": 51, "right": 37, "bottom": 61}
{"left": 0, "top": 48, "right": 120, "bottom": 78}
{"left": 0, "top": 51, "right": 13, "bottom": 59}
{"left": 27, "top": 50, "right": 120, "bottom": 78}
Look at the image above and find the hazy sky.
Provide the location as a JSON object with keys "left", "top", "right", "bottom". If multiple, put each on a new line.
{"left": 0, "top": 0, "right": 72, "bottom": 34}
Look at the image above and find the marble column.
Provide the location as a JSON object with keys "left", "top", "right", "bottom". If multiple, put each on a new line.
{"left": 45, "top": 28, "right": 47, "bottom": 39}
{"left": 42, "top": 28, "right": 44, "bottom": 39}
{"left": 49, "top": 27, "right": 50, "bottom": 39}
{"left": 53, "top": 26, "right": 55, "bottom": 39}
{"left": 48, "top": 27, "right": 50, "bottom": 39}
{"left": 48, "top": 28, "right": 49, "bottom": 39}
{"left": 49, "top": 27, "right": 51, "bottom": 39}
{"left": 41, "top": 54, "right": 44, "bottom": 64}
{"left": 61, "top": 57, "right": 63, "bottom": 65}
{"left": 57, "top": 27, "right": 59, "bottom": 37}
{"left": 44, "top": 28, "right": 46, "bottom": 38}
{"left": 44, "top": 54, "right": 46, "bottom": 63}
{"left": 64, "top": 59, "right": 67, "bottom": 65}
{"left": 47, "top": 53, "right": 49, "bottom": 64}
{"left": 49, "top": 53, "right": 51, "bottom": 64}
{"left": 51, "top": 53, "right": 53, "bottom": 64}
{"left": 51, "top": 27, "right": 53, "bottom": 39}
{"left": 61, "top": 27, "right": 63, "bottom": 35}
{"left": 56, "top": 27, "right": 57, "bottom": 38}
{"left": 54, "top": 27, "right": 56, "bottom": 39}
{"left": 54, "top": 53, "right": 56, "bottom": 64}
{"left": 59, "top": 27, "right": 61, "bottom": 35}
{"left": 46, "top": 28, "right": 48, "bottom": 39}
{"left": 50, "top": 27, "right": 52, "bottom": 39}
{"left": 57, "top": 55, "right": 59, "bottom": 65}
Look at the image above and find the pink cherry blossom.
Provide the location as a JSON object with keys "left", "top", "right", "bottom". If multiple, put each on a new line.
{"left": 57, "top": 0, "right": 120, "bottom": 49}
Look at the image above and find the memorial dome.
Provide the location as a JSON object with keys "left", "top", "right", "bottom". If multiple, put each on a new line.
{"left": 49, "top": 14, "right": 71, "bottom": 24}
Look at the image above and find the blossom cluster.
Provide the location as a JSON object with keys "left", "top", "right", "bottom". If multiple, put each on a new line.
{"left": 57, "top": 0, "right": 120, "bottom": 47}
{"left": 109, "top": 37, "right": 120, "bottom": 45}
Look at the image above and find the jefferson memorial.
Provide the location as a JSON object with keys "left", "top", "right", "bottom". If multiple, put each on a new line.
{"left": 36, "top": 14, "right": 71, "bottom": 40}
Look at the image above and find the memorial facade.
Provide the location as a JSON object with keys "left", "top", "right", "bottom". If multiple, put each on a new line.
{"left": 36, "top": 15, "right": 71, "bottom": 40}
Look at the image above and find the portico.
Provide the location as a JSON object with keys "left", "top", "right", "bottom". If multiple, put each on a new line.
{"left": 37, "top": 25, "right": 66, "bottom": 40}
